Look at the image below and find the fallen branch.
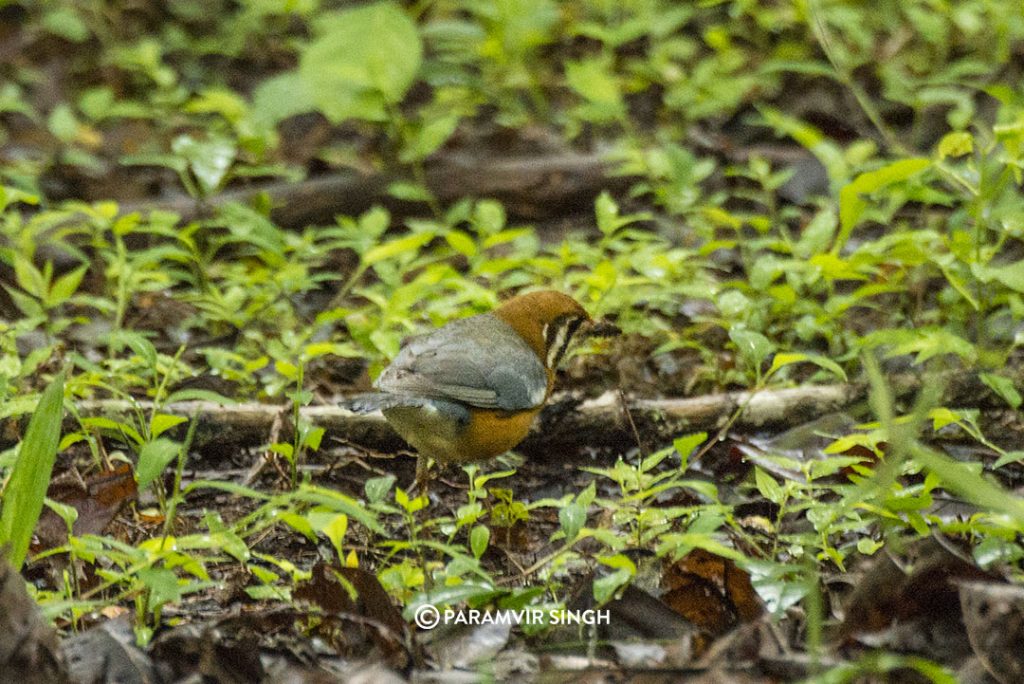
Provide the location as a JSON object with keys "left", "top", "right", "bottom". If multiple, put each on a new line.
{"left": 9, "top": 367, "right": 1017, "bottom": 457}
{"left": 118, "top": 152, "right": 633, "bottom": 228}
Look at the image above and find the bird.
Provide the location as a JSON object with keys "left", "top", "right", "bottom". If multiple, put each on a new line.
{"left": 344, "top": 290, "right": 618, "bottom": 488}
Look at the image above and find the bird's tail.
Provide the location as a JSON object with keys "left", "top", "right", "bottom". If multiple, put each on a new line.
{"left": 341, "top": 392, "right": 432, "bottom": 413}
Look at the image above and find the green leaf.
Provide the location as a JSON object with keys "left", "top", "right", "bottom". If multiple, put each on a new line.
{"left": 473, "top": 201, "right": 506, "bottom": 235}
{"left": 993, "top": 451, "right": 1024, "bottom": 469}
{"left": 47, "top": 104, "right": 79, "bottom": 142}
{"left": 795, "top": 208, "right": 837, "bottom": 258}
{"left": 565, "top": 57, "right": 625, "bottom": 122}
{"left": 387, "top": 181, "right": 434, "bottom": 202}
{"left": 42, "top": 7, "right": 90, "bottom": 42}
{"left": 299, "top": 423, "right": 325, "bottom": 451}
{"left": 171, "top": 134, "right": 236, "bottom": 196}
{"left": 13, "top": 255, "right": 45, "bottom": 298}
{"left": 150, "top": 414, "right": 188, "bottom": 439}
{"left": 3, "top": 284, "right": 43, "bottom": 317}
{"left": 937, "top": 131, "right": 973, "bottom": 159}
{"left": 856, "top": 538, "right": 883, "bottom": 555}
{"left": 136, "top": 439, "right": 182, "bottom": 490}
{"left": 365, "top": 475, "right": 396, "bottom": 504}
{"left": 251, "top": 71, "right": 316, "bottom": 127}
{"left": 362, "top": 232, "right": 434, "bottom": 267}
{"left": 395, "top": 487, "right": 427, "bottom": 515}
{"left": 307, "top": 511, "right": 348, "bottom": 562}
{"left": 768, "top": 352, "right": 847, "bottom": 382}
{"left": 559, "top": 502, "right": 585, "bottom": 541}
{"left": 673, "top": 433, "right": 707, "bottom": 471}
{"left": 301, "top": 2, "right": 422, "bottom": 122}
{"left": 911, "top": 444, "right": 1024, "bottom": 524}
{"left": 729, "top": 328, "right": 775, "bottom": 367}
{"left": 0, "top": 372, "right": 65, "bottom": 569}
{"left": 754, "top": 467, "right": 785, "bottom": 504}
{"left": 444, "top": 230, "right": 477, "bottom": 257}
{"left": 138, "top": 567, "right": 183, "bottom": 607}
{"left": 79, "top": 416, "right": 144, "bottom": 446}
{"left": 837, "top": 158, "right": 930, "bottom": 250}
{"left": 980, "top": 372, "right": 1022, "bottom": 409}
{"left": 44, "top": 264, "right": 88, "bottom": 307}
{"left": 593, "top": 567, "right": 632, "bottom": 604}
{"left": 860, "top": 327, "right": 977, "bottom": 364}
{"left": 973, "top": 260, "right": 1024, "bottom": 294}
{"left": 470, "top": 525, "right": 490, "bottom": 559}
{"left": 401, "top": 113, "right": 460, "bottom": 162}
{"left": 294, "top": 485, "right": 386, "bottom": 534}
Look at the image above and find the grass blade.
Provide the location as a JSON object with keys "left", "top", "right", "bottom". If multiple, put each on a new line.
{"left": 0, "top": 372, "right": 66, "bottom": 568}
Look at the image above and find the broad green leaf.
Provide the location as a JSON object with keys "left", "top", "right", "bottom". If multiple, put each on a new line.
{"left": 296, "top": 485, "right": 386, "bottom": 534}
{"left": 171, "top": 134, "right": 236, "bottom": 196}
{"left": 150, "top": 414, "right": 188, "bottom": 439}
{"left": 401, "top": 113, "right": 460, "bottom": 162}
{"left": 138, "top": 567, "right": 183, "bottom": 607}
{"left": 729, "top": 328, "right": 775, "bottom": 367}
{"left": 387, "top": 181, "right": 434, "bottom": 202}
{"left": 837, "top": 158, "right": 930, "bottom": 250}
{"left": 0, "top": 372, "right": 65, "bottom": 569}
{"left": 979, "top": 373, "right": 1022, "bottom": 409}
{"left": 301, "top": 2, "right": 422, "bottom": 122}
{"left": 973, "top": 260, "right": 1024, "bottom": 294}
{"left": 470, "top": 525, "right": 490, "bottom": 559}
{"left": 937, "top": 131, "right": 973, "bottom": 159}
{"left": 674, "top": 433, "right": 707, "bottom": 470}
{"left": 251, "top": 71, "right": 316, "bottom": 127}
{"left": 754, "top": 467, "right": 784, "bottom": 504}
{"left": 795, "top": 208, "right": 837, "bottom": 258}
{"left": 592, "top": 567, "right": 632, "bottom": 604}
{"left": 365, "top": 475, "right": 396, "bottom": 504}
{"left": 309, "top": 512, "right": 348, "bottom": 562}
{"left": 162, "top": 389, "right": 235, "bottom": 405}
{"left": 559, "top": 502, "right": 585, "bottom": 541}
{"left": 45, "top": 264, "right": 88, "bottom": 307}
{"left": 444, "top": 230, "right": 477, "bottom": 257}
{"left": 565, "top": 58, "right": 625, "bottom": 122}
{"left": 136, "top": 438, "right": 182, "bottom": 490}
{"left": 13, "top": 255, "right": 45, "bottom": 298}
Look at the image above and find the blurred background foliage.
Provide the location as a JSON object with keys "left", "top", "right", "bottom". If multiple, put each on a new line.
{"left": 2, "top": 0, "right": 1022, "bottom": 407}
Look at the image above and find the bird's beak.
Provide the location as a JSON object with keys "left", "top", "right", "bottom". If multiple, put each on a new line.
{"left": 580, "top": 319, "right": 621, "bottom": 339}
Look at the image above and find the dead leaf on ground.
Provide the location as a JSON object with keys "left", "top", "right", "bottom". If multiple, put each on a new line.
{"left": 837, "top": 537, "right": 993, "bottom": 666}
{"left": 662, "top": 548, "right": 764, "bottom": 636}
{"left": 34, "top": 463, "right": 137, "bottom": 551}
{"left": 959, "top": 580, "right": 1024, "bottom": 684}
{"left": 293, "top": 561, "right": 411, "bottom": 668}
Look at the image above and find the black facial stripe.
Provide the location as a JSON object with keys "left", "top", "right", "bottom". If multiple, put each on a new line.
{"left": 545, "top": 318, "right": 560, "bottom": 351}
{"left": 550, "top": 317, "right": 584, "bottom": 368}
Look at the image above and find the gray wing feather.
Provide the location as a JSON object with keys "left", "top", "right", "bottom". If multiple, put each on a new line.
{"left": 375, "top": 314, "right": 548, "bottom": 410}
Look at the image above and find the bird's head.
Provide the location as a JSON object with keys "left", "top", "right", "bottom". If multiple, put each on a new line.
{"left": 493, "top": 290, "right": 618, "bottom": 370}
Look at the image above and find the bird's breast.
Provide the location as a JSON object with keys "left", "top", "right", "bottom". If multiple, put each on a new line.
{"left": 383, "top": 402, "right": 541, "bottom": 464}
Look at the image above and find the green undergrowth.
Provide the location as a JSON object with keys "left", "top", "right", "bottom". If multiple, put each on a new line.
{"left": 1, "top": 0, "right": 1024, "bottom": 677}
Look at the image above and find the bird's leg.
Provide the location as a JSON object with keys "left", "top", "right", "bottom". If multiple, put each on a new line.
{"left": 414, "top": 454, "right": 432, "bottom": 496}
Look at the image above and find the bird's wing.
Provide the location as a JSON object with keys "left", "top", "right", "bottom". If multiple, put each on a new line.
{"left": 374, "top": 314, "right": 549, "bottom": 411}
